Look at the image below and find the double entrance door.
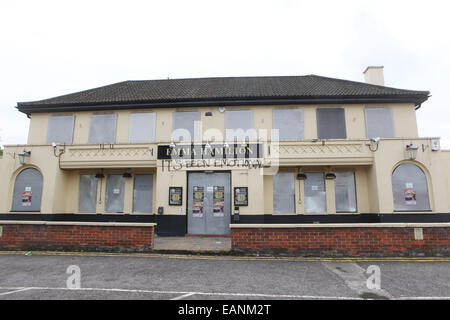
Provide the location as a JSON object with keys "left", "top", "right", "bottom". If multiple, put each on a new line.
{"left": 187, "top": 172, "right": 231, "bottom": 235}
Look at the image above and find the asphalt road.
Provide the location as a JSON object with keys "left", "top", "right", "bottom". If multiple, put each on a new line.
{"left": 0, "top": 252, "right": 449, "bottom": 300}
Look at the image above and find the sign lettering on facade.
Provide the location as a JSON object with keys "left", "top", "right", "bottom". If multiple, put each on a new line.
{"left": 157, "top": 143, "right": 262, "bottom": 160}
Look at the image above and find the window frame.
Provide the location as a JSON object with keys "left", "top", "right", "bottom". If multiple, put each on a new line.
{"left": 225, "top": 109, "right": 255, "bottom": 141}
{"left": 392, "top": 162, "right": 431, "bottom": 212}
{"left": 364, "top": 107, "right": 395, "bottom": 139}
{"left": 272, "top": 108, "right": 304, "bottom": 141}
{"left": 88, "top": 113, "right": 117, "bottom": 144}
{"left": 129, "top": 112, "right": 156, "bottom": 143}
{"left": 46, "top": 114, "right": 75, "bottom": 145}
{"left": 334, "top": 171, "right": 358, "bottom": 213}
{"left": 316, "top": 108, "right": 347, "bottom": 139}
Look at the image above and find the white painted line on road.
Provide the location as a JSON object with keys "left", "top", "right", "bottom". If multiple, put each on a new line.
{"left": 0, "top": 286, "right": 361, "bottom": 300}
{"left": 171, "top": 292, "right": 197, "bottom": 300}
{"left": 0, "top": 286, "right": 449, "bottom": 300}
{"left": 0, "top": 288, "right": 31, "bottom": 296}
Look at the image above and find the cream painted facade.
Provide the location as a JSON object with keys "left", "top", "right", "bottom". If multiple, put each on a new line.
{"left": 0, "top": 104, "right": 450, "bottom": 220}
{"left": 1, "top": 73, "right": 449, "bottom": 235}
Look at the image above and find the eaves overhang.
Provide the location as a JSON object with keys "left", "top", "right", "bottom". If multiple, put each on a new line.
{"left": 16, "top": 94, "right": 430, "bottom": 116}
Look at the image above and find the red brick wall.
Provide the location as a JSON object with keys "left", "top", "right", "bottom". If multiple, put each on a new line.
{"left": 231, "top": 227, "right": 450, "bottom": 257}
{"left": 0, "top": 223, "right": 155, "bottom": 253}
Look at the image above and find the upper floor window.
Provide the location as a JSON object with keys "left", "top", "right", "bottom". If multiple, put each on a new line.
{"left": 88, "top": 113, "right": 117, "bottom": 144}
{"left": 46, "top": 115, "right": 74, "bottom": 144}
{"left": 172, "top": 111, "right": 201, "bottom": 142}
{"left": 225, "top": 110, "right": 254, "bottom": 141}
{"left": 316, "top": 108, "right": 346, "bottom": 139}
{"left": 129, "top": 112, "right": 156, "bottom": 143}
{"left": 272, "top": 108, "right": 304, "bottom": 141}
{"left": 365, "top": 107, "right": 395, "bottom": 138}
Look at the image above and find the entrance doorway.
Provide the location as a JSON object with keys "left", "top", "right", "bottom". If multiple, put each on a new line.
{"left": 187, "top": 172, "right": 231, "bottom": 235}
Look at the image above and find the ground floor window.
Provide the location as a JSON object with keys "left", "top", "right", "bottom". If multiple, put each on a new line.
{"left": 335, "top": 172, "right": 357, "bottom": 213}
{"left": 78, "top": 175, "right": 98, "bottom": 213}
{"left": 105, "top": 174, "right": 125, "bottom": 213}
{"left": 11, "top": 168, "right": 43, "bottom": 212}
{"left": 304, "top": 172, "right": 326, "bottom": 213}
{"left": 133, "top": 174, "right": 154, "bottom": 213}
{"left": 273, "top": 172, "right": 295, "bottom": 214}
{"left": 392, "top": 163, "right": 430, "bottom": 211}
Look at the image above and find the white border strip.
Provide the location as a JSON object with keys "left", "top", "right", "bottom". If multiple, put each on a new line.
{"left": 230, "top": 223, "right": 450, "bottom": 228}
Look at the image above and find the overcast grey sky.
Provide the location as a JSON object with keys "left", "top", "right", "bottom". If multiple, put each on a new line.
{"left": 0, "top": 0, "right": 449, "bottom": 147}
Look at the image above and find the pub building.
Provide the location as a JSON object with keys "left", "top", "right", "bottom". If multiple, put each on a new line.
{"left": 1, "top": 67, "right": 449, "bottom": 255}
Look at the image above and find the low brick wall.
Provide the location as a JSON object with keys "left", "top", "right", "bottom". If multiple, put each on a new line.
{"left": 0, "top": 221, "right": 156, "bottom": 252}
{"left": 231, "top": 223, "right": 450, "bottom": 257}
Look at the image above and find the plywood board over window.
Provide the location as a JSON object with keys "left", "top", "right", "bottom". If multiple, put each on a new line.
{"left": 133, "top": 174, "right": 153, "bottom": 213}
{"left": 272, "top": 109, "right": 304, "bottom": 141}
{"left": 105, "top": 174, "right": 125, "bottom": 213}
{"left": 316, "top": 108, "right": 346, "bottom": 139}
{"left": 172, "top": 111, "right": 201, "bottom": 142}
{"left": 78, "top": 175, "right": 97, "bottom": 213}
{"left": 304, "top": 172, "right": 326, "bottom": 213}
{"left": 46, "top": 115, "right": 75, "bottom": 144}
{"left": 335, "top": 172, "right": 357, "bottom": 212}
{"left": 88, "top": 114, "right": 117, "bottom": 144}
{"left": 225, "top": 110, "right": 255, "bottom": 141}
{"left": 365, "top": 107, "right": 395, "bottom": 138}
{"left": 273, "top": 172, "right": 295, "bottom": 214}
{"left": 129, "top": 113, "right": 156, "bottom": 143}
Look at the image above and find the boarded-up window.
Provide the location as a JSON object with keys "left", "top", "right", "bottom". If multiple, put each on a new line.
{"left": 304, "top": 173, "right": 326, "bottom": 213}
{"left": 172, "top": 111, "right": 201, "bottom": 142}
{"left": 392, "top": 163, "right": 430, "bottom": 211}
{"left": 46, "top": 115, "right": 75, "bottom": 144}
{"left": 11, "top": 168, "right": 43, "bottom": 212}
{"left": 105, "top": 174, "right": 125, "bottom": 213}
{"left": 273, "top": 109, "right": 304, "bottom": 141}
{"left": 133, "top": 174, "right": 153, "bottom": 213}
{"left": 273, "top": 172, "right": 295, "bottom": 214}
{"left": 225, "top": 110, "right": 255, "bottom": 141}
{"left": 88, "top": 114, "right": 117, "bottom": 144}
{"left": 335, "top": 172, "right": 357, "bottom": 212}
{"left": 129, "top": 113, "right": 156, "bottom": 143}
{"left": 365, "top": 107, "right": 395, "bottom": 138}
{"left": 316, "top": 108, "right": 346, "bottom": 139}
{"left": 78, "top": 175, "right": 97, "bottom": 213}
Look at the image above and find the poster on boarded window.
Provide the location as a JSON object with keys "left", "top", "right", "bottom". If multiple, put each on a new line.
{"left": 213, "top": 186, "right": 225, "bottom": 217}
{"left": 404, "top": 188, "right": 417, "bottom": 205}
{"left": 22, "top": 189, "right": 32, "bottom": 206}
{"left": 192, "top": 186, "right": 204, "bottom": 218}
